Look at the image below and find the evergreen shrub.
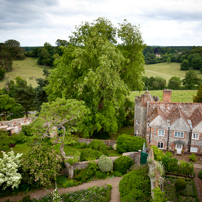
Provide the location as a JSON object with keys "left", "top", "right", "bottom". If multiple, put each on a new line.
{"left": 175, "top": 178, "right": 186, "bottom": 193}
{"left": 119, "top": 165, "right": 151, "bottom": 202}
{"left": 95, "top": 171, "right": 107, "bottom": 179}
{"left": 116, "top": 134, "right": 146, "bottom": 153}
{"left": 114, "top": 156, "right": 134, "bottom": 174}
{"left": 189, "top": 153, "right": 197, "bottom": 162}
{"left": 98, "top": 155, "right": 113, "bottom": 173}
{"left": 88, "top": 139, "right": 108, "bottom": 155}
{"left": 113, "top": 171, "right": 122, "bottom": 177}
{"left": 80, "top": 148, "right": 103, "bottom": 161}
{"left": 198, "top": 170, "right": 202, "bottom": 179}
{"left": 151, "top": 145, "right": 164, "bottom": 161}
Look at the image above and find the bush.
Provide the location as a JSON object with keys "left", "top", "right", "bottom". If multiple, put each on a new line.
{"left": 88, "top": 140, "right": 108, "bottom": 155}
{"left": 80, "top": 148, "right": 103, "bottom": 161}
{"left": 12, "top": 133, "right": 27, "bottom": 144}
{"left": 175, "top": 178, "right": 186, "bottom": 193}
{"left": 189, "top": 153, "right": 197, "bottom": 162}
{"left": 95, "top": 171, "right": 107, "bottom": 179}
{"left": 114, "top": 156, "right": 134, "bottom": 174}
{"left": 113, "top": 171, "right": 122, "bottom": 177}
{"left": 152, "top": 187, "right": 166, "bottom": 202}
{"left": 98, "top": 155, "right": 113, "bottom": 173}
{"left": 151, "top": 145, "right": 164, "bottom": 161}
{"left": 21, "top": 143, "right": 62, "bottom": 187}
{"left": 116, "top": 134, "right": 145, "bottom": 153}
{"left": 119, "top": 165, "right": 151, "bottom": 202}
{"left": 165, "top": 151, "right": 173, "bottom": 157}
{"left": 198, "top": 170, "right": 202, "bottom": 179}
{"left": 21, "top": 125, "right": 33, "bottom": 136}
{"left": 74, "top": 168, "right": 94, "bottom": 183}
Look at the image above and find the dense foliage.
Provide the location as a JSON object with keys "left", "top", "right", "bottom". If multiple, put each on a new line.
{"left": 114, "top": 156, "right": 134, "bottom": 174}
{"left": 193, "top": 85, "right": 202, "bottom": 103}
{"left": 21, "top": 144, "right": 62, "bottom": 187}
{"left": 198, "top": 170, "right": 202, "bottom": 179}
{"left": 175, "top": 178, "right": 187, "bottom": 193}
{"left": 45, "top": 18, "right": 145, "bottom": 137}
{"left": 116, "top": 134, "right": 146, "bottom": 153}
{"left": 119, "top": 165, "right": 151, "bottom": 202}
{"left": 88, "top": 139, "right": 108, "bottom": 155}
{"left": 189, "top": 153, "right": 197, "bottom": 162}
{"left": 98, "top": 155, "right": 113, "bottom": 173}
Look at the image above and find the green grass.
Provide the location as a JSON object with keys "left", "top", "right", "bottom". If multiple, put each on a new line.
{"left": 128, "top": 90, "right": 197, "bottom": 103}
{"left": 110, "top": 126, "right": 134, "bottom": 140}
{"left": 0, "top": 57, "right": 45, "bottom": 89}
{"left": 144, "top": 62, "right": 202, "bottom": 82}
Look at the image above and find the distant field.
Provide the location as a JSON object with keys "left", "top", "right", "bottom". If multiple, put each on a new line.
{"left": 144, "top": 62, "right": 202, "bottom": 82}
{"left": 0, "top": 57, "right": 44, "bottom": 89}
{"left": 129, "top": 90, "right": 197, "bottom": 103}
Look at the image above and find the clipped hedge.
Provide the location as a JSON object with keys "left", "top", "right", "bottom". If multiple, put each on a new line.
{"left": 88, "top": 139, "right": 108, "bottom": 155}
{"left": 116, "top": 134, "right": 145, "bottom": 153}
{"left": 80, "top": 148, "right": 103, "bottom": 161}
{"left": 119, "top": 165, "right": 151, "bottom": 202}
{"left": 114, "top": 156, "right": 134, "bottom": 174}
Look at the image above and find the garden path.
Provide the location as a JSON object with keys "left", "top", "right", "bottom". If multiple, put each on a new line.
{"left": 0, "top": 177, "right": 122, "bottom": 202}
{"left": 194, "top": 164, "right": 202, "bottom": 202}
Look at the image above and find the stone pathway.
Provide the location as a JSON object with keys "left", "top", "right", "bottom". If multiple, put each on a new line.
{"left": 0, "top": 177, "right": 122, "bottom": 202}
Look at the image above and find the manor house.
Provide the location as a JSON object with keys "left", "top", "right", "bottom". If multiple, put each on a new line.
{"left": 134, "top": 89, "right": 202, "bottom": 154}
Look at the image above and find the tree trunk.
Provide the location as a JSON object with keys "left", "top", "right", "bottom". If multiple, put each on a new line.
{"left": 60, "top": 141, "right": 74, "bottom": 179}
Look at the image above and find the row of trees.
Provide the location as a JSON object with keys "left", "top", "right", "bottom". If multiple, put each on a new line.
{"left": 143, "top": 70, "right": 201, "bottom": 90}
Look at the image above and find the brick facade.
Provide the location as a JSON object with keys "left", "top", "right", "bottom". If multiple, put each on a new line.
{"left": 135, "top": 90, "right": 202, "bottom": 154}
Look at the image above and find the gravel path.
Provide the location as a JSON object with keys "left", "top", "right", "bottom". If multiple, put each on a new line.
{"left": 0, "top": 177, "right": 122, "bottom": 202}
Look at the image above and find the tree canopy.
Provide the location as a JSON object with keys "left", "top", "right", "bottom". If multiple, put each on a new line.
{"left": 45, "top": 18, "right": 145, "bottom": 136}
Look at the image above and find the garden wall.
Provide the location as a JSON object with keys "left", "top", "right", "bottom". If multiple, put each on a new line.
{"left": 78, "top": 138, "right": 116, "bottom": 146}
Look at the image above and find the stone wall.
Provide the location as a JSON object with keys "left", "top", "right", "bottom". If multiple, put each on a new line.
{"left": 0, "top": 118, "right": 32, "bottom": 134}
{"left": 78, "top": 138, "right": 116, "bottom": 146}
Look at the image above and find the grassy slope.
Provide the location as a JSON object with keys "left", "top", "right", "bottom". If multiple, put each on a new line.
{"left": 144, "top": 62, "right": 202, "bottom": 82}
{"left": 128, "top": 90, "right": 197, "bottom": 103}
{"left": 0, "top": 57, "right": 44, "bottom": 89}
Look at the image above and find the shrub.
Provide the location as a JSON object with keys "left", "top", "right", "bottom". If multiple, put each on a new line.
{"left": 88, "top": 140, "right": 108, "bottom": 155}
{"left": 0, "top": 150, "right": 22, "bottom": 190}
{"left": 80, "top": 148, "right": 103, "bottom": 161}
{"left": 189, "top": 153, "right": 197, "bottom": 162}
{"left": 165, "top": 151, "right": 173, "bottom": 157}
{"left": 21, "top": 143, "right": 62, "bottom": 187}
{"left": 167, "top": 158, "right": 178, "bottom": 174}
{"left": 21, "top": 125, "right": 33, "bottom": 136}
{"left": 198, "top": 170, "right": 202, "bottom": 179}
{"left": 116, "top": 134, "right": 145, "bottom": 153}
{"left": 150, "top": 145, "right": 164, "bottom": 161}
{"left": 152, "top": 187, "right": 167, "bottom": 202}
{"left": 74, "top": 168, "right": 94, "bottom": 183}
{"left": 179, "top": 161, "right": 194, "bottom": 177}
{"left": 119, "top": 165, "right": 151, "bottom": 202}
{"left": 95, "top": 171, "right": 107, "bottom": 179}
{"left": 114, "top": 156, "right": 134, "bottom": 174}
{"left": 98, "top": 155, "right": 113, "bottom": 173}
{"left": 175, "top": 178, "right": 186, "bottom": 193}
{"left": 12, "top": 133, "right": 27, "bottom": 144}
{"left": 113, "top": 171, "right": 122, "bottom": 177}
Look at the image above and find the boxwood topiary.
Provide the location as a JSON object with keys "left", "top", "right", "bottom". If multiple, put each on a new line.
{"left": 98, "top": 155, "right": 113, "bottom": 173}
{"left": 114, "top": 156, "right": 134, "bottom": 174}
{"left": 88, "top": 139, "right": 108, "bottom": 155}
{"left": 175, "top": 178, "right": 186, "bottom": 193}
{"left": 80, "top": 148, "right": 103, "bottom": 161}
{"left": 198, "top": 170, "right": 202, "bottom": 179}
{"left": 116, "top": 134, "right": 146, "bottom": 153}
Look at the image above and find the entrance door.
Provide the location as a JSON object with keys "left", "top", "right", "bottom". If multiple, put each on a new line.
{"left": 175, "top": 144, "right": 183, "bottom": 154}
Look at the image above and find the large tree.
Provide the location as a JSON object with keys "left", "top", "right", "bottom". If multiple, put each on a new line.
{"left": 46, "top": 18, "right": 145, "bottom": 136}
{"left": 182, "top": 70, "right": 201, "bottom": 89}
{"left": 193, "top": 85, "right": 202, "bottom": 103}
{"left": 31, "top": 98, "right": 89, "bottom": 178}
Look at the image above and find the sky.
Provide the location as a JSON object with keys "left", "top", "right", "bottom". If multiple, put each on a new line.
{"left": 0, "top": 0, "right": 202, "bottom": 47}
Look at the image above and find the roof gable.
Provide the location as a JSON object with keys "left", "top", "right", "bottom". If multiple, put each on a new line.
{"left": 150, "top": 115, "right": 167, "bottom": 129}
{"left": 170, "top": 117, "right": 190, "bottom": 131}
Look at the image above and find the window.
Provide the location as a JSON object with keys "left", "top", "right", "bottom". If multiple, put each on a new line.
{"left": 157, "top": 142, "right": 164, "bottom": 149}
{"left": 192, "top": 133, "right": 199, "bottom": 140}
{"left": 136, "top": 120, "right": 139, "bottom": 125}
{"left": 174, "top": 131, "right": 184, "bottom": 138}
{"left": 136, "top": 130, "right": 138, "bottom": 135}
{"left": 190, "top": 147, "right": 198, "bottom": 153}
{"left": 158, "top": 129, "right": 165, "bottom": 136}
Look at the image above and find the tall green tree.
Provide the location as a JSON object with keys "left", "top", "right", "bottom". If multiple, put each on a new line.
{"left": 31, "top": 98, "right": 89, "bottom": 178}
{"left": 13, "top": 77, "right": 35, "bottom": 118}
{"left": 182, "top": 70, "right": 201, "bottom": 89}
{"left": 168, "top": 76, "right": 182, "bottom": 90}
{"left": 46, "top": 18, "right": 145, "bottom": 136}
{"left": 193, "top": 85, "right": 202, "bottom": 103}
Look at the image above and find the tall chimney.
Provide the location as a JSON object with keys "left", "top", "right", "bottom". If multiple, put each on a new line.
{"left": 163, "top": 89, "right": 172, "bottom": 102}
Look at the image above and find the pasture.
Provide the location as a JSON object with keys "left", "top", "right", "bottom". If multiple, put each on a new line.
{"left": 0, "top": 57, "right": 45, "bottom": 89}
{"left": 129, "top": 90, "right": 197, "bottom": 103}
{"left": 144, "top": 62, "right": 202, "bottom": 82}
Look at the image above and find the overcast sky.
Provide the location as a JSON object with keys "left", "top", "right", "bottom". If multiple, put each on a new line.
{"left": 0, "top": 0, "right": 202, "bottom": 47}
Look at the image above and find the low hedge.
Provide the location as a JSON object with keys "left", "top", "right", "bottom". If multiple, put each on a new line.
{"left": 116, "top": 134, "right": 146, "bottom": 153}
{"left": 80, "top": 148, "right": 103, "bottom": 161}
{"left": 88, "top": 139, "right": 108, "bottom": 155}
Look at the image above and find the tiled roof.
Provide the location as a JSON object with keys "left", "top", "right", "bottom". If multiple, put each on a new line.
{"left": 190, "top": 108, "right": 202, "bottom": 128}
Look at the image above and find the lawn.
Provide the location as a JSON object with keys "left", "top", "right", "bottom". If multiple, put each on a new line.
{"left": 144, "top": 62, "right": 202, "bottom": 82}
{"left": 0, "top": 57, "right": 45, "bottom": 89}
{"left": 128, "top": 90, "right": 197, "bottom": 103}
{"left": 164, "top": 176, "right": 198, "bottom": 202}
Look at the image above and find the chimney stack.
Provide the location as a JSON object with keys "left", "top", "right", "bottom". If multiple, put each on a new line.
{"left": 163, "top": 89, "right": 172, "bottom": 102}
